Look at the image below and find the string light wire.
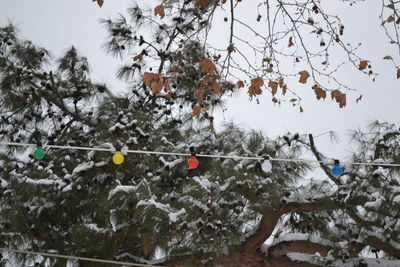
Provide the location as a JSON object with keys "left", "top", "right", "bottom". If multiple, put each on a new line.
{"left": 1, "top": 141, "right": 400, "bottom": 168}
{"left": 0, "top": 248, "right": 163, "bottom": 267}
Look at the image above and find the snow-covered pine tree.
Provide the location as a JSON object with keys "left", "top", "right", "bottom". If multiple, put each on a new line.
{"left": 0, "top": 18, "right": 400, "bottom": 267}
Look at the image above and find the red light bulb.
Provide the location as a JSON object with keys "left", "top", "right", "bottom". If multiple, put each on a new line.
{"left": 188, "top": 155, "right": 199, "bottom": 169}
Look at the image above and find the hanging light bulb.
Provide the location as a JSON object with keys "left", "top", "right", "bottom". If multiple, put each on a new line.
{"left": 331, "top": 159, "right": 343, "bottom": 176}
{"left": 187, "top": 146, "right": 199, "bottom": 169}
{"left": 261, "top": 155, "right": 272, "bottom": 173}
{"left": 188, "top": 156, "right": 199, "bottom": 169}
{"left": 33, "top": 145, "right": 45, "bottom": 160}
{"left": 112, "top": 151, "right": 124, "bottom": 165}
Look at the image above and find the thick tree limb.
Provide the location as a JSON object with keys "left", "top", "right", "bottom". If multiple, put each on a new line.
{"left": 265, "top": 240, "right": 331, "bottom": 259}
{"left": 366, "top": 236, "right": 400, "bottom": 259}
{"left": 243, "top": 212, "right": 280, "bottom": 253}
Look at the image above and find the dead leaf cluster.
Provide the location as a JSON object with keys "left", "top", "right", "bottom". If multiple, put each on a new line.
{"left": 143, "top": 72, "right": 169, "bottom": 95}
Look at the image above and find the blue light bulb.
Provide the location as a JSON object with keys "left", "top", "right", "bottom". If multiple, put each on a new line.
{"left": 331, "top": 160, "right": 343, "bottom": 176}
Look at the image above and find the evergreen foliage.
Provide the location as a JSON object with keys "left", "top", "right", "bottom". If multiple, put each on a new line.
{"left": 0, "top": 6, "right": 400, "bottom": 266}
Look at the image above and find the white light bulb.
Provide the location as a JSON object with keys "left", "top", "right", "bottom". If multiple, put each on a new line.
{"left": 261, "top": 159, "right": 272, "bottom": 173}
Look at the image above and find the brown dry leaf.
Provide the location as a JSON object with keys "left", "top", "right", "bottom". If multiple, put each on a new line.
{"left": 212, "top": 79, "right": 223, "bottom": 94}
{"left": 92, "top": 0, "right": 103, "bottom": 7}
{"left": 195, "top": 0, "right": 211, "bottom": 8}
{"left": 133, "top": 54, "right": 143, "bottom": 61}
{"left": 278, "top": 78, "right": 284, "bottom": 88}
{"left": 200, "top": 58, "right": 215, "bottom": 74}
{"left": 143, "top": 72, "right": 163, "bottom": 94}
{"left": 359, "top": 60, "right": 368, "bottom": 70}
{"left": 397, "top": 68, "right": 400, "bottom": 79}
{"left": 387, "top": 15, "right": 395, "bottom": 23}
{"left": 193, "top": 88, "right": 205, "bottom": 101}
{"left": 282, "top": 84, "right": 287, "bottom": 95}
{"left": 154, "top": 4, "right": 165, "bottom": 19}
{"left": 237, "top": 80, "right": 245, "bottom": 88}
{"left": 312, "top": 85, "right": 326, "bottom": 100}
{"left": 248, "top": 77, "right": 264, "bottom": 98}
{"left": 288, "top": 36, "right": 294, "bottom": 47}
{"left": 221, "top": 0, "right": 227, "bottom": 3}
{"left": 227, "top": 44, "right": 236, "bottom": 53}
{"left": 193, "top": 105, "right": 201, "bottom": 117}
{"left": 383, "top": 55, "right": 393, "bottom": 60}
{"left": 272, "top": 97, "right": 278, "bottom": 103}
{"left": 356, "top": 95, "right": 363, "bottom": 103}
{"left": 163, "top": 78, "right": 170, "bottom": 90}
{"left": 298, "top": 70, "right": 310, "bottom": 84}
{"left": 268, "top": 81, "right": 278, "bottom": 95}
{"left": 165, "top": 90, "right": 173, "bottom": 99}
{"left": 290, "top": 98, "right": 297, "bottom": 102}
{"left": 299, "top": 106, "right": 304, "bottom": 112}
{"left": 331, "top": 89, "right": 346, "bottom": 108}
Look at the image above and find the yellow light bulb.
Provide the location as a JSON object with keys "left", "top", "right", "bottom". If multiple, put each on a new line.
{"left": 112, "top": 151, "right": 124, "bottom": 165}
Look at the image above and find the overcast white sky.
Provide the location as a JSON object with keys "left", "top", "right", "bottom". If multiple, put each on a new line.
{"left": 1, "top": 0, "right": 399, "bottom": 160}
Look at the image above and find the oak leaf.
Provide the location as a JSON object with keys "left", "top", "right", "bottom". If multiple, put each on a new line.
{"left": 248, "top": 77, "right": 264, "bottom": 99}
{"left": 143, "top": 72, "right": 163, "bottom": 94}
{"left": 200, "top": 58, "right": 215, "bottom": 74}
{"left": 268, "top": 81, "right": 278, "bottom": 95}
{"left": 298, "top": 70, "right": 310, "bottom": 84}
{"left": 312, "top": 85, "right": 326, "bottom": 100}
{"left": 358, "top": 60, "right": 368, "bottom": 70}
{"left": 193, "top": 105, "right": 201, "bottom": 117}
{"left": 154, "top": 4, "right": 165, "bottom": 19}
{"left": 236, "top": 80, "right": 245, "bottom": 88}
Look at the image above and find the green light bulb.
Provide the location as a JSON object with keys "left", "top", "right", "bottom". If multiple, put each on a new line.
{"left": 33, "top": 146, "right": 45, "bottom": 160}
